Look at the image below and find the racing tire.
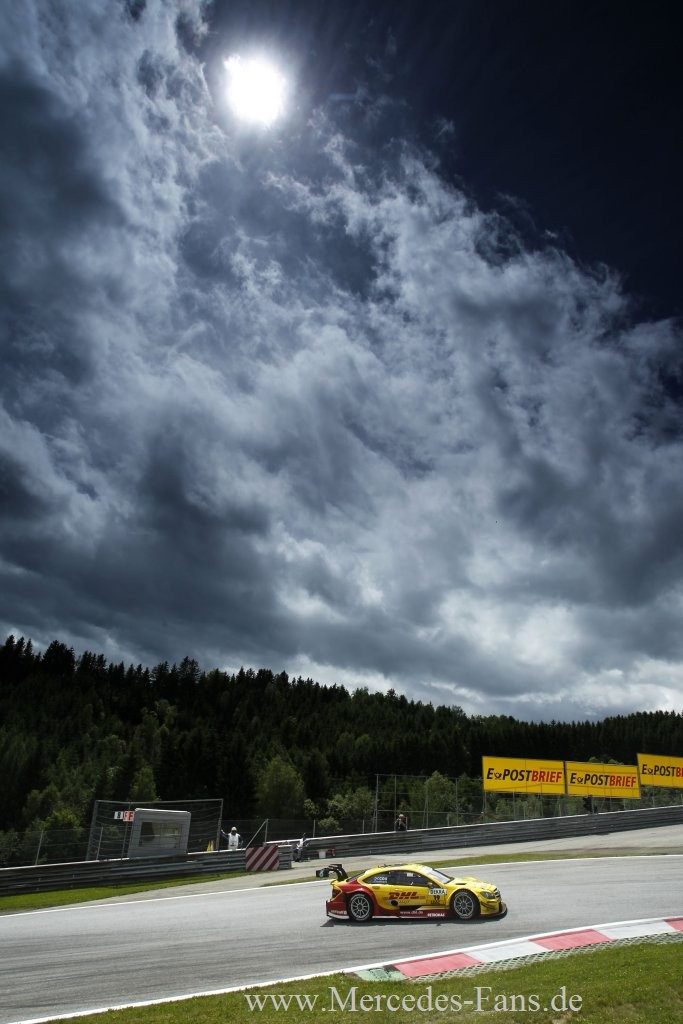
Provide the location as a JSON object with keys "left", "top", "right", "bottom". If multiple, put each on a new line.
{"left": 347, "top": 892, "right": 374, "bottom": 922}
{"left": 450, "top": 889, "right": 480, "bottom": 921}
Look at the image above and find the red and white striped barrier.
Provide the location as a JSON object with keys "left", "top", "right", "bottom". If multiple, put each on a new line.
{"left": 245, "top": 844, "right": 280, "bottom": 872}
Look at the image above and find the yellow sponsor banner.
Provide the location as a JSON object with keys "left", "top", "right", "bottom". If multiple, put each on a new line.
{"left": 482, "top": 756, "right": 566, "bottom": 794}
{"left": 565, "top": 761, "right": 640, "bottom": 799}
{"left": 638, "top": 753, "right": 683, "bottom": 789}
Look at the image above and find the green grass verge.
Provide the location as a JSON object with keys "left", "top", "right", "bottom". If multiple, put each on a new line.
{"left": 428, "top": 847, "right": 679, "bottom": 868}
{"left": 0, "top": 872, "right": 244, "bottom": 912}
{"left": 2, "top": 845, "right": 673, "bottom": 909}
{"left": 262, "top": 846, "right": 675, "bottom": 886}
{"left": 51, "top": 939, "right": 683, "bottom": 1024}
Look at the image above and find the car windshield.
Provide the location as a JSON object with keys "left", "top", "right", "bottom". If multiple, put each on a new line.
{"left": 428, "top": 868, "right": 453, "bottom": 885}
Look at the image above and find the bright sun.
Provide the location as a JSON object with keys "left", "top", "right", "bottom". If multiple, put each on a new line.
{"left": 224, "top": 55, "right": 286, "bottom": 126}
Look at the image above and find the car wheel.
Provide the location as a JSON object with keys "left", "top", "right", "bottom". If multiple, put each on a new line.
{"left": 347, "top": 892, "right": 374, "bottom": 922}
{"left": 450, "top": 889, "right": 480, "bottom": 920}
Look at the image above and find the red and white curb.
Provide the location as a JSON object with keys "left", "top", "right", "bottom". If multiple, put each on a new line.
{"left": 355, "top": 917, "right": 683, "bottom": 980}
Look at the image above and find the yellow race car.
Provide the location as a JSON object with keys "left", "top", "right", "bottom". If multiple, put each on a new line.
{"left": 316, "top": 861, "right": 507, "bottom": 922}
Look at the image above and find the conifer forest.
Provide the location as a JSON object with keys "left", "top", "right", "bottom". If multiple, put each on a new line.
{"left": 1, "top": 634, "right": 682, "bottom": 864}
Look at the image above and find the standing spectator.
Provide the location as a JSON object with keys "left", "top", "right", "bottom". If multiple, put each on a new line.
{"left": 394, "top": 813, "right": 408, "bottom": 831}
{"left": 221, "top": 825, "right": 241, "bottom": 849}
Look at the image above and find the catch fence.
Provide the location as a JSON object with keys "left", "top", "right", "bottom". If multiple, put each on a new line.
{"left": 86, "top": 799, "right": 223, "bottom": 860}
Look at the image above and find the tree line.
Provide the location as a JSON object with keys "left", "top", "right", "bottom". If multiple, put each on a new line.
{"left": 1, "top": 634, "right": 682, "bottom": 843}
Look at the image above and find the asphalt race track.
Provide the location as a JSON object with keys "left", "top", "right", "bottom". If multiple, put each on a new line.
{"left": 2, "top": 848, "right": 683, "bottom": 1024}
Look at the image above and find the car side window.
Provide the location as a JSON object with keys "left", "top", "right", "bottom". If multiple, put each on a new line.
{"left": 394, "top": 870, "right": 430, "bottom": 888}
{"left": 364, "top": 872, "right": 389, "bottom": 885}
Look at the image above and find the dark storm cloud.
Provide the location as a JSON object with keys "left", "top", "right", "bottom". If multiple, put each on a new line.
{"left": 1, "top": 0, "right": 681, "bottom": 720}
{"left": 0, "top": 66, "right": 121, "bottom": 425}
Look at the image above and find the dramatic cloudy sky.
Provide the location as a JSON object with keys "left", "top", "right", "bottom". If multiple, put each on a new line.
{"left": 1, "top": 0, "right": 682, "bottom": 721}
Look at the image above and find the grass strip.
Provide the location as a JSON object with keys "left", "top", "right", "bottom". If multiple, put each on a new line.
{"left": 1, "top": 845, "right": 673, "bottom": 908}
{"left": 52, "top": 937, "right": 683, "bottom": 1024}
{"left": 262, "top": 846, "right": 677, "bottom": 885}
{"left": 0, "top": 872, "right": 244, "bottom": 912}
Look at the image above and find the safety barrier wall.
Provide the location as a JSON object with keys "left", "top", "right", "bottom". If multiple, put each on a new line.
{"left": 0, "top": 844, "right": 291, "bottom": 896}
{"left": 298, "top": 802, "right": 683, "bottom": 860}
{"left": 1, "top": 804, "right": 680, "bottom": 895}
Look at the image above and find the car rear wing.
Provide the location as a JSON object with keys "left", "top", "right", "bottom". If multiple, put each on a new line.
{"left": 315, "top": 863, "right": 348, "bottom": 881}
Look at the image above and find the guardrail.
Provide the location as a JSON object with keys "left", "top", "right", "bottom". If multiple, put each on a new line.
{"left": 1, "top": 804, "right": 680, "bottom": 896}
{"left": 297, "top": 803, "right": 683, "bottom": 860}
{"left": 0, "top": 845, "right": 292, "bottom": 897}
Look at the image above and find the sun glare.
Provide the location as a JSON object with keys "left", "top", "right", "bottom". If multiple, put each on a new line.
{"left": 224, "top": 55, "right": 286, "bottom": 126}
